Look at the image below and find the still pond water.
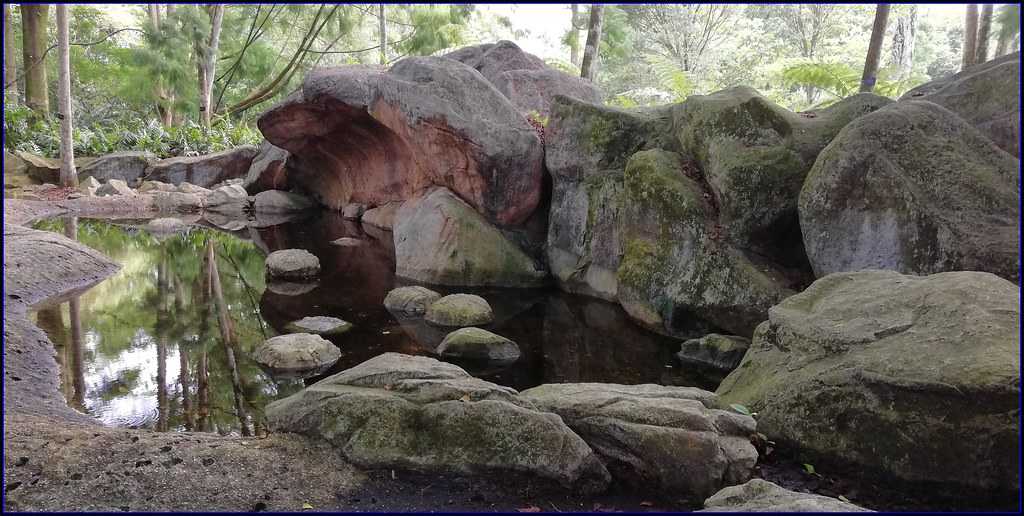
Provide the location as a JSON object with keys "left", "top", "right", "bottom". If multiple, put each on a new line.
{"left": 33, "top": 212, "right": 723, "bottom": 435}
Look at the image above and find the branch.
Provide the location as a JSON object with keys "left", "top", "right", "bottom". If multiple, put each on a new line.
{"left": 5, "top": 27, "right": 146, "bottom": 90}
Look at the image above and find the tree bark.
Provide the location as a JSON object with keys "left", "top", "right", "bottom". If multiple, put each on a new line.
{"left": 976, "top": 4, "right": 993, "bottom": 64}
{"left": 859, "top": 4, "right": 890, "bottom": 93}
{"left": 963, "top": 4, "right": 979, "bottom": 70}
{"left": 199, "top": 4, "right": 225, "bottom": 126}
{"left": 890, "top": 6, "right": 917, "bottom": 79}
{"left": 378, "top": 4, "right": 387, "bottom": 65}
{"left": 57, "top": 4, "right": 77, "bottom": 187}
{"left": 569, "top": 4, "right": 581, "bottom": 66}
{"left": 21, "top": 4, "right": 49, "bottom": 116}
{"left": 4, "top": 4, "right": 17, "bottom": 98}
{"left": 580, "top": 4, "right": 604, "bottom": 81}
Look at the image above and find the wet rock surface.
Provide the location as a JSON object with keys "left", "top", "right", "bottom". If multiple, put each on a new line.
{"left": 265, "top": 249, "right": 320, "bottom": 279}
{"left": 700, "top": 479, "right": 871, "bottom": 512}
{"left": 437, "top": 327, "right": 521, "bottom": 363}
{"left": 252, "top": 333, "right": 342, "bottom": 373}
{"left": 383, "top": 286, "right": 443, "bottom": 316}
{"left": 284, "top": 315, "right": 353, "bottom": 336}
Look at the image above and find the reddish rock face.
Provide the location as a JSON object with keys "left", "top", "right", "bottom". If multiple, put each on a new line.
{"left": 258, "top": 57, "right": 545, "bottom": 227}
{"left": 244, "top": 142, "right": 291, "bottom": 194}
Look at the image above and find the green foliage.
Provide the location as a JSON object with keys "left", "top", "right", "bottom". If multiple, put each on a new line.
{"left": 996, "top": 5, "right": 1020, "bottom": 42}
{"left": 646, "top": 54, "right": 694, "bottom": 102}
{"left": 398, "top": 5, "right": 475, "bottom": 56}
{"left": 729, "top": 403, "right": 753, "bottom": 416}
{"left": 782, "top": 61, "right": 926, "bottom": 107}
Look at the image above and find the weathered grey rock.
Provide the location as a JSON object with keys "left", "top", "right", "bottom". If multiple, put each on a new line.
{"left": 361, "top": 201, "right": 402, "bottom": 229}
{"left": 258, "top": 56, "right": 543, "bottom": 226}
{"left": 700, "top": 479, "right": 871, "bottom": 512}
{"left": 138, "top": 180, "right": 177, "bottom": 193}
{"left": 424, "top": 294, "right": 494, "bottom": 327}
{"left": 383, "top": 286, "right": 442, "bottom": 316}
{"left": 15, "top": 151, "right": 97, "bottom": 184}
{"left": 266, "top": 280, "right": 318, "bottom": 297}
{"left": 437, "top": 327, "right": 520, "bottom": 363}
{"left": 204, "top": 184, "right": 250, "bottom": 214}
{"left": 265, "top": 353, "right": 611, "bottom": 492}
{"left": 521, "top": 383, "right": 758, "bottom": 498}
{"left": 342, "top": 203, "right": 366, "bottom": 220}
{"left": 677, "top": 334, "right": 750, "bottom": 372}
{"left": 78, "top": 176, "right": 101, "bottom": 195}
{"left": 243, "top": 141, "right": 290, "bottom": 194}
{"left": 444, "top": 41, "right": 602, "bottom": 114}
{"left": 151, "top": 191, "right": 205, "bottom": 213}
{"left": 94, "top": 179, "right": 135, "bottom": 197}
{"left": 143, "top": 146, "right": 258, "bottom": 188}
{"left": 176, "top": 182, "right": 210, "bottom": 195}
{"left": 144, "top": 217, "right": 188, "bottom": 235}
{"left": 253, "top": 190, "right": 315, "bottom": 213}
{"left": 717, "top": 270, "right": 1020, "bottom": 492}
{"left": 284, "top": 316, "right": 352, "bottom": 336}
{"left": 77, "top": 151, "right": 158, "bottom": 185}
{"left": 266, "top": 249, "right": 320, "bottom": 280}
{"left": 394, "top": 188, "right": 546, "bottom": 287}
{"left": 252, "top": 333, "right": 341, "bottom": 374}
{"left": 902, "top": 51, "right": 1020, "bottom": 157}
{"left": 799, "top": 100, "right": 1019, "bottom": 282}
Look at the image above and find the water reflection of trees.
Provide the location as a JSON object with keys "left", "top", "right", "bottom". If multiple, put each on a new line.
{"left": 33, "top": 217, "right": 302, "bottom": 435}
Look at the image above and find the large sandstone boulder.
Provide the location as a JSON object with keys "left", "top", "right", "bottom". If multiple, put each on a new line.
{"left": 265, "top": 353, "right": 611, "bottom": 492}
{"left": 717, "top": 270, "right": 1020, "bottom": 492}
{"left": 799, "top": 100, "right": 1019, "bottom": 282}
{"left": 204, "top": 184, "right": 250, "bottom": 215}
{"left": 436, "top": 327, "right": 520, "bottom": 363}
{"left": 902, "top": 51, "right": 1020, "bottom": 157}
{"left": 258, "top": 56, "right": 543, "bottom": 226}
{"left": 77, "top": 151, "right": 158, "bottom": 185}
{"left": 243, "top": 141, "right": 291, "bottom": 194}
{"left": 394, "top": 188, "right": 547, "bottom": 287}
{"left": 520, "top": 383, "right": 758, "bottom": 498}
{"left": 253, "top": 190, "right": 315, "bottom": 213}
{"left": 143, "top": 146, "right": 258, "bottom": 188}
{"left": 700, "top": 479, "right": 871, "bottom": 512}
{"left": 94, "top": 179, "right": 135, "bottom": 197}
{"left": 15, "top": 151, "right": 97, "bottom": 184}
{"left": 444, "top": 41, "right": 602, "bottom": 115}
{"left": 361, "top": 201, "right": 402, "bottom": 229}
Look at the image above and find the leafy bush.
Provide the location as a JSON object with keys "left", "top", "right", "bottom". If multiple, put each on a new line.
{"left": 3, "top": 98, "right": 261, "bottom": 159}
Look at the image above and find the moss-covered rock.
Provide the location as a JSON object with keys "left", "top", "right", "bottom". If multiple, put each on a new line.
{"left": 424, "top": 294, "right": 494, "bottom": 327}
{"left": 265, "top": 353, "right": 611, "bottom": 493}
{"left": 677, "top": 334, "right": 750, "bottom": 373}
{"left": 717, "top": 270, "right": 1020, "bottom": 492}
{"left": 394, "top": 188, "right": 547, "bottom": 287}
{"left": 383, "top": 286, "right": 443, "bottom": 316}
{"left": 284, "top": 316, "right": 353, "bottom": 336}
{"left": 252, "top": 333, "right": 341, "bottom": 376}
{"left": 700, "top": 479, "right": 871, "bottom": 512}
{"left": 799, "top": 100, "right": 1019, "bottom": 281}
{"left": 436, "top": 327, "right": 520, "bottom": 363}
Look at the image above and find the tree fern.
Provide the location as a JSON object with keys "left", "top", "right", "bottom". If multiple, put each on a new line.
{"left": 645, "top": 54, "right": 693, "bottom": 101}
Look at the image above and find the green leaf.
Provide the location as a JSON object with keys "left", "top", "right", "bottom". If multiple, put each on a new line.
{"left": 838, "top": 495, "right": 852, "bottom": 503}
{"left": 803, "top": 463, "right": 816, "bottom": 475}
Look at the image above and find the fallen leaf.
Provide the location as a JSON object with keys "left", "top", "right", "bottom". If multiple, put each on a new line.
{"left": 302, "top": 502, "right": 313, "bottom": 510}
{"left": 640, "top": 501, "right": 654, "bottom": 507}
{"left": 838, "top": 495, "right": 852, "bottom": 503}
{"left": 517, "top": 506, "right": 541, "bottom": 513}
{"left": 803, "top": 463, "right": 816, "bottom": 475}
{"left": 459, "top": 394, "right": 471, "bottom": 402}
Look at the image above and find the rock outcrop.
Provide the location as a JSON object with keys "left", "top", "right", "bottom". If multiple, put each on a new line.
{"left": 243, "top": 141, "right": 291, "bottom": 194}
{"left": 544, "top": 89, "right": 891, "bottom": 337}
{"left": 799, "top": 100, "right": 1019, "bottom": 282}
{"left": 265, "top": 353, "right": 612, "bottom": 493}
{"left": 902, "top": 51, "right": 1020, "bottom": 157}
{"left": 253, "top": 190, "right": 315, "bottom": 213}
{"left": 258, "top": 57, "right": 544, "bottom": 226}
{"left": 142, "top": 146, "right": 258, "bottom": 188}
{"left": 77, "top": 151, "right": 158, "bottom": 185}
{"left": 443, "top": 40, "right": 602, "bottom": 115}
{"left": 677, "top": 334, "right": 750, "bottom": 372}
{"left": 394, "top": 188, "right": 546, "bottom": 287}
{"left": 700, "top": 479, "right": 871, "bottom": 512}
{"left": 717, "top": 270, "right": 1020, "bottom": 492}
{"left": 521, "top": 383, "right": 758, "bottom": 498}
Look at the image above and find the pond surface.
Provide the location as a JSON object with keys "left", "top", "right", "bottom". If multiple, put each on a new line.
{"left": 32, "top": 212, "right": 723, "bottom": 435}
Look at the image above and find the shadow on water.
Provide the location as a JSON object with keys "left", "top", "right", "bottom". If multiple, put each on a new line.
{"left": 32, "top": 210, "right": 724, "bottom": 435}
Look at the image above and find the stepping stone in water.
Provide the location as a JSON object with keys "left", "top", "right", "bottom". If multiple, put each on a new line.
{"left": 285, "top": 316, "right": 353, "bottom": 336}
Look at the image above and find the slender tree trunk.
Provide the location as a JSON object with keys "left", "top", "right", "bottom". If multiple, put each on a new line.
{"left": 206, "top": 242, "right": 251, "bottom": 437}
{"left": 378, "top": 4, "right": 387, "bottom": 65}
{"left": 569, "top": 4, "right": 581, "bottom": 66}
{"left": 891, "top": 6, "right": 917, "bottom": 79}
{"left": 963, "top": 4, "right": 979, "bottom": 70}
{"left": 976, "top": 4, "right": 993, "bottom": 64}
{"left": 200, "top": 4, "right": 225, "bottom": 126}
{"left": 4, "top": 4, "right": 18, "bottom": 98}
{"left": 21, "top": 4, "right": 48, "bottom": 116}
{"left": 56, "top": 4, "right": 77, "bottom": 187}
{"left": 859, "top": 4, "right": 891, "bottom": 93}
{"left": 147, "top": 4, "right": 161, "bottom": 29}
{"left": 179, "top": 346, "right": 193, "bottom": 431}
{"left": 995, "top": 33, "right": 1008, "bottom": 57}
{"left": 580, "top": 4, "right": 604, "bottom": 81}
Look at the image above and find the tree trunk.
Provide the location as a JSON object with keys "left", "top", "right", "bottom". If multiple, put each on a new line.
{"left": 57, "top": 4, "right": 77, "bottom": 187}
{"left": 4, "top": 4, "right": 17, "bottom": 98}
{"left": 976, "top": 4, "right": 993, "bottom": 64}
{"left": 21, "top": 4, "right": 49, "bottom": 116}
{"left": 859, "top": 4, "right": 891, "bottom": 93}
{"left": 963, "top": 4, "right": 979, "bottom": 70}
{"left": 995, "top": 33, "right": 1008, "bottom": 57}
{"left": 580, "top": 4, "right": 604, "bottom": 81}
{"left": 891, "top": 6, "right": 917, "bottom": 79}
{"left": 199, "top": 4, "right": 225, "bottom": 126}
{"left": 569, "top": 4, "right": 581, "bottom": 66}
{"left": 378, "top": 4, "right": 387, "bottom": 65}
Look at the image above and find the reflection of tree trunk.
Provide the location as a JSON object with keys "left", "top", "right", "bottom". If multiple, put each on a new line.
{"left": 197, "top": 345, "right": 210, "bottom": 432}
{"left": 156, "top": 258, "right": 169, "bottom": 432}
{"left": 68, "top": 296, "right": 86, "bottom": 411}
{"left": 205, "top": 241, "right": 251, "bottom": 437}
{"left": 37, "top": 306, "right": 74, "bottom": 402}
{"left": 179, "top": 346, "right": 193, "bottom": 431}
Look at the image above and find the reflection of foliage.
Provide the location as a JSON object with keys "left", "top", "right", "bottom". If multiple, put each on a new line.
{"left": 34, "top": 218, "right": 289, "bottom": 434}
